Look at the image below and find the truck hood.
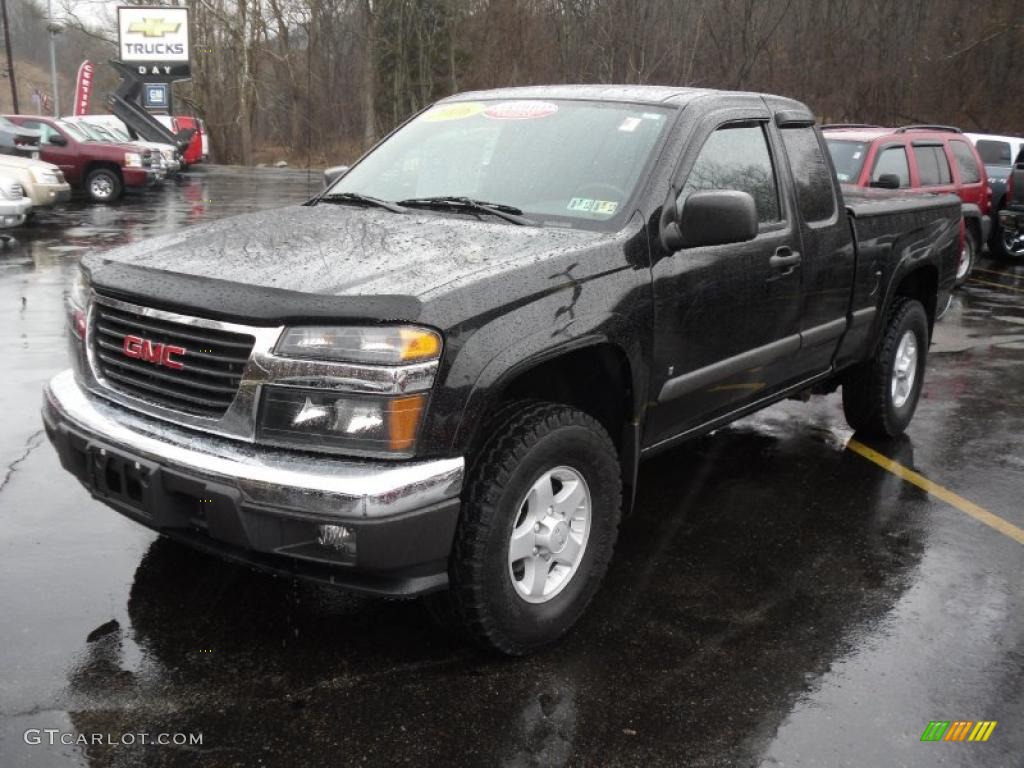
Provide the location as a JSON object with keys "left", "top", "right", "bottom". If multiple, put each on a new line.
{"left": 85, "top": 203, "right": 608, "bottom": 321}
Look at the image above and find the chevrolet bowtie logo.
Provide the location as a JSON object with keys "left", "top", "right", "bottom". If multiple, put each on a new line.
{"left": 128, "top": 18, "right": 181, "bottom": 38}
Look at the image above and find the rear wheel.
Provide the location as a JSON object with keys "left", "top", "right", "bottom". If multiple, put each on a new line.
{"left": 437, "top": 402, "right": 622, "bottom": 655}
{"left": 842, "top": 297, "right": 929, "bottom": 437}
{"left": 954, "top": 228, "right": 977, "bottom": 286}
{"left": 86, "top": 168, "right": 122, "bottom": 203}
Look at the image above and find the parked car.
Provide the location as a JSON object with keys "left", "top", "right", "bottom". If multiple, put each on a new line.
{"left": 73, "top": 115, "right": 181, "bottom": 175}
{"left": 155, "top": 115, "right": 208, "bottom": 167}
{"left": 0, "top": 153, "right": 71, "bottom": 211}
{"left": 4, "top": 115, "right": 158, "bottom": 203}
{"left": 0, "top": 116, "right": 41, "bottom": 158}
{"left": 0, "top": 173, "right": 32, "bottom": 227}
{"left": 997, "top": 158, "right": 1024, "bottom": 257}
{"left": 44, "top": 86, "right": 960, "bottom": 655}
{"left": 966, "top": 133, "right": 1024, "bottom": 256}
{"left": 824, "top": 124, "right": 990, "bottom": 286}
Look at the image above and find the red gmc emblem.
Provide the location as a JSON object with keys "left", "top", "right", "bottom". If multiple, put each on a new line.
{"left": 122, "top": 334, "right": 186, "bottom": 370}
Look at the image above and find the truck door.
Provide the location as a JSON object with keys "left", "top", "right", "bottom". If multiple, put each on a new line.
{"left": 776, "top": 123, "right": 857, "bottom": 374}
{"left": 645, "top": 111, "right": 803, "bottom": 449}
{"left": 22, "top": 120, "right": 79, "bottom": 185}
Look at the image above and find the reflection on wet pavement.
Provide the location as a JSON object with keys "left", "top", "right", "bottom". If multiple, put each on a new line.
{"left": 0, "top": 168, "right": 1021, "bottom": 767}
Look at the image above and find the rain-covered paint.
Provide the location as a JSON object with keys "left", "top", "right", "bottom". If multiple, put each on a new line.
{"left": 82, "top": 87, "right": 960, "bottom": 471}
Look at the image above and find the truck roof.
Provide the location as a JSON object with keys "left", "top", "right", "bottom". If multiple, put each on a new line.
{"left": 436, "top": 84, "right": 806, "bottom": 110}
{"left": 822, "top": 125, "right": 965, "bottom": 142}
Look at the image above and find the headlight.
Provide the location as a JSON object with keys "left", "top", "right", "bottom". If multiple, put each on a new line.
{"left": 276, "top": 325, "right": 442, "bottom": 365}
{"left": 258, "top": 388, "right": 426, "bottom": 456}
{"left": 67, "top": 270, "right": 89, "bottom": 339}
{"left": 30, "top": 167, "right": 61, "bottom": 184}
{"left": 123, "top": 152, "right": 143, "bottom": 168}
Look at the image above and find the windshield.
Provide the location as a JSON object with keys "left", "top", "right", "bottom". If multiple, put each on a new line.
{"left": 825, "top": 139, "right": 869, "bottom": 183}
{"left": 328, "top": 99, "right": 672, "bottom": 227}
{"left": 59, "top": 121, "right": 93, "bottom": 142}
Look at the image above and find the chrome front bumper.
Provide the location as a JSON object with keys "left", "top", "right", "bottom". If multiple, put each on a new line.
{"left": 43, "top": 369, "right": 464, "bottom": 520}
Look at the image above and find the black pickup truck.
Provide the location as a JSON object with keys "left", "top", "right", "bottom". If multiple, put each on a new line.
{"left": 44, "top": 86, "right": 959, "bottom": 655}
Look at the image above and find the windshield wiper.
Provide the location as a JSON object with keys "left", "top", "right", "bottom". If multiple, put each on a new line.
{"left": 316, "top": 192, "right": 407, "bottom": 214}
{"left": 397, "top": 196, "right": 533, "bottom": 225}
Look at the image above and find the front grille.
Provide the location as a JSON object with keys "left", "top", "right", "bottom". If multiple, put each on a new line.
{"left": 91, "top": 301, "right": 255, "bottom": 418}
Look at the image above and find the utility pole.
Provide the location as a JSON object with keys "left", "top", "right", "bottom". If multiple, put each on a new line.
{"left": 46, "top": 0, "right": 59, "bottom": 116}
{"left": 0, "top": 0, "right": 17, "bottom": 113}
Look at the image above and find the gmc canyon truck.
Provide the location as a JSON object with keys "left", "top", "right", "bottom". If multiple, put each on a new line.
{"left": 44, "top": 86, "right": 960, "bottom": 655}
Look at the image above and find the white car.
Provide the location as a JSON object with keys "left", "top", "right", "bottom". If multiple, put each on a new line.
{"left": 70, "top": 116, "right": 181, "bottom": 175}
{"left": 0, "top": 174, "right": 33, "bottom": 227}
{"left": 0, "top": 154, "right": 71, "bottom": 209}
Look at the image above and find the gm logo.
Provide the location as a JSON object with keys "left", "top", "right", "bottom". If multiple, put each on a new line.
{"left": 128, "top": 18, "right": 182, "bottom": 38}
{"left": 920, "top": 720, "right": 997, "bottom": 742}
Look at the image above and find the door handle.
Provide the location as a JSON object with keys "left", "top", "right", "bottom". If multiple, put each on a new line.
{"left": 769, "top": 248, "right": 802, "bottom": 270}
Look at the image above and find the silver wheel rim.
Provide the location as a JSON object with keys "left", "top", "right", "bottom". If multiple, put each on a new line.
{"left": 891, "top": 330, "right": 918, "bottom": 409}
{"left": 956, "top": 238, "right": 973, "bottom": 280}
{"left": 508, "top": 465, "right": 591, "bottom": 604}
{"left": 91, "top": 175, "right": 113, "bottom": 199}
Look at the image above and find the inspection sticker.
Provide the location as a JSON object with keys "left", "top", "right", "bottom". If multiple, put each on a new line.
{"left": 568, "top": 198, "right": 618, "bottom": 215}
{"left": 484, "top": 101, "right": 559, "bottom": 120}
{"left": 422, "top": 102, "right": 485, "bottom": 122}
{"left": 619, "top": 117, "right": 642, "bottom": 132}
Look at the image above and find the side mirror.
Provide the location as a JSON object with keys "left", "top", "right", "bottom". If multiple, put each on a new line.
{"left": 661, "top": 190, "right": 758, "bottom": 251}
{"left": 323, "top": 165, "right": 349, "bottom": 187}
{"left": 870, "top": 173, "right": 901, "bottom": 190}
{"left": 48, "top": 134, "right": 68, "bottom": 147}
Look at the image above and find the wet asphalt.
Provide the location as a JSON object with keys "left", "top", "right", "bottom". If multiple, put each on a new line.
{"left": 0, "top": 166, "right": 1022, "bottom": 767}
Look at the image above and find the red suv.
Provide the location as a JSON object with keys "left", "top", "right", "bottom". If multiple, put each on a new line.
{"left": 824, "top": 124, "right": 991, "bottom": 285}
{"left": 4, "top": 115, "right": 158, "bottom": 203}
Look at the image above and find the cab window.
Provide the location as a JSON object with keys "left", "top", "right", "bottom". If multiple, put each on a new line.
{"left": 871, "top": 146, "right": 910, "bottom": 187}
{"left": 679, "top": 123, "right": 781, "bottom": 224}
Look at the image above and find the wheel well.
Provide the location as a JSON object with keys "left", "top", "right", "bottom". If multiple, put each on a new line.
{"left": 497, "top": 344, "right": 633, "bottom": 451}
{"left": 85, "top": 162, "right": 122, "bottom": 181}
{"left": 894, "top": 266, "right": 938, "bottom": 334}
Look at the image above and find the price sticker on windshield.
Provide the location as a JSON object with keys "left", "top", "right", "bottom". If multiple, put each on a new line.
{"left": 484, "top": 102, "right": 559, "bottom": 120}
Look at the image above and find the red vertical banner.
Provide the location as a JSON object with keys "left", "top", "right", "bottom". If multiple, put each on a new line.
{"left": 73, "top": 60, "right": 95, "bottom": 116}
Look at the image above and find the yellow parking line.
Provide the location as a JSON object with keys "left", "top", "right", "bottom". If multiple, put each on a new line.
{"left": 973, "top": 266, "right": 1024, "bottom": 280}
{"left": 968, "top": 278, "right": 1024, "bottom": 295}
{"left": 846, "top": 439, "right": 1024, "bottom": 546}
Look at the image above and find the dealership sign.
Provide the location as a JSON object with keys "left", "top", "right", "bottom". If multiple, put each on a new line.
{"left": 73, "top": 60, "right": 95, "bottom": 116}
{"left": 117, "top": 6, "right": 191, "bottom": 76}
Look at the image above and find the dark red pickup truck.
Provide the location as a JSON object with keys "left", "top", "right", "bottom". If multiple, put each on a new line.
{"left": 4, "top": 115, "right": 157, "bottom": 202}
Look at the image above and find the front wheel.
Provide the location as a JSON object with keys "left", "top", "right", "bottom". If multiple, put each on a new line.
{"left": 85, "top": 168, "right": 122, "bottom": 203}
{"left": 842, "top": 297, "right": 929, "bottom": 437}
{"left": 439, "top": 402, "right": 622, "bottom": 655}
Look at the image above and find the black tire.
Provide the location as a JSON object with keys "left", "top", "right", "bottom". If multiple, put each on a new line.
{"left": 990, "top": 212, "right": 1008, "bottom": 259}
{"left": 842, "top": 297, "right": 929, "bottom": 438}
{"left": 85, "top": 168, "right": 122, "bottom": 203}
{"left": 438, "top": 402, "right": 622, "bottom": 655}
{"left": 953, "top": 227, "right": 977, "bottom": 287}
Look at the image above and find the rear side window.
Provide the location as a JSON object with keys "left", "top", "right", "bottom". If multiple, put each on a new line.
{"left": 680, "top": 123, "right": 781, "bottom": 224}
{"left": 975, "top": 140, "right": 1012, "bottom": 165}
{"left": 872, "top": 146, "right": 910, "bottom": 187}
{"left": 22, "top": 120, "right": 59, "bottom": 144}
{"left": 781, "top": 127, "right": 836, "bottom": 222}
{"left": 950, "top": 140, "right": 981, "bottom": 184}
{"left": 913, "top": 145, "right": 952, "bottom": 186}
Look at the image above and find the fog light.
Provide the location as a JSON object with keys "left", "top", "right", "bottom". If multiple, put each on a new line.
{"left": 317, "top": 524, "right": 357, "bottom": 558}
